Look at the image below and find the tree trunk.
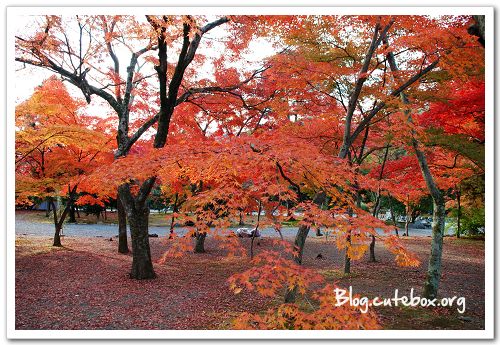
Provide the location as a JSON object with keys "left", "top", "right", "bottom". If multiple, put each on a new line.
{"left": 68, "top": 204, "right": 77, "bottom": 223}
{"left": 456, "top": 186, "right": 461, "bottom": 238}
{"left": 169, "top": 214, "right": 175, "bottom": 239}
{"left": 239, "top": 210, "right": 244, "bottom": 226}
{"left": 468, "top": 15, "right": 485, "bottom": 47}
{"left": 422, "top": 199, "right": 445, "bottom": 299}
{"left": 128, "top": 205, "right": 156, "bottom": 279}
{"left": 194, "top": 232, "right": 207, "bottom": 253}
{"left": 52, "top": 205, "right": 69, "bottom": 246}
{"left": 344, "top": 233, "right": 351, "bottom": 274}
{"left": 344, "top": 201, "right": 356, "bottom": 274}
{"left": 50, "top": 199, "right": 62, "bottom": 246}
{"left": 117, "top": 196, "right": 129, "bottom": 254}
{"left": 383, "top": 35, "right": 446, "bottom": 299}
{"left": 369, "top": 235, "right": 376, "bottom": 262}
{"left": 53, "top": 224, "right": 62, "bottom": 247}
{"left": 284, "top": 224, "right": 310, "bottom": 303}
{"left": 119, "top": 182, "right": 156, "bottom": 280}
{"left": 390, "top": 202, "right": 399, "bottom": 236}
{"left": 50, "top": 187, "right": 76, "bottom": 247}
{"left": 405, "top": 199, "right": 410, "bottom": 236}
{"left": 169, "top": 193, "right": 178, "bottom": 239}
{"left": 45, "top": 201, "right": 51, "bottom": 217}
{"left": 250, "top": 201, "right": 262, "bottom": 259}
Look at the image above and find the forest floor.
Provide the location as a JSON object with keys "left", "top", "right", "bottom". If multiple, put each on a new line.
{"left": 14, "top": 233, "right": 485, "bottom": 330}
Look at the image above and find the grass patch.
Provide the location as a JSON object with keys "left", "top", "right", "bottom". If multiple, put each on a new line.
{"left": 15, "top": 236, "right": 71, "bottom": 257}
{"left": 319, "top": 268, "right": 361, "bottom": 281}
{"left": 378, "top": 305, "right": 466, "bottom": 330}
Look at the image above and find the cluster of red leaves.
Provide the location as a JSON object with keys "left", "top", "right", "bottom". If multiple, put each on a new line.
{"left": 233, "top": 284, "right": 380, "bottom": 330}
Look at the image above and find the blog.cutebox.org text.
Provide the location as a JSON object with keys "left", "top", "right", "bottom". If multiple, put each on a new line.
{"left": 334, "top": 286, "right": 466, "bottom": 314}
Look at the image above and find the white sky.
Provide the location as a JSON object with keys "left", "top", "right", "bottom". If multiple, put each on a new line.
{"left": 14, "top": 15, "right": 277, "bottom": 107}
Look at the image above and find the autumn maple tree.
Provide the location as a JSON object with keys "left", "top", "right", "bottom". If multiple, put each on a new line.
{"left": 15, "top": 77, "right": 113, "bottom": 246}
{"left": 16, "top": 14, "right": 268, "bottom": 278}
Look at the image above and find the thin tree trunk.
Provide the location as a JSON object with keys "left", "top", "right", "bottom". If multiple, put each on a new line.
{"left": 53, "top": 225, "right": 62, "bottom": 247}
{"left": 169, "top": 214, "right": 175, "bottom": 239}
{"left": 369, "top": 235, "right": 376, "bottom": 262}
{"left": 117, "top": 195, "right": 129, "bottom": 254}
{"left": 369, "top": 192, "right": 379, "bottom": 262}
{"left": 369, "top": 145, "right": 389, "bottom": 262}
{"left": 50, "top": 186, "right": 77, "bottom": 247}
{"left": 344, "top": 194, "right": 359, "bottom": 274}
{"left": 456, "top": 185, "right": 461, "bottom": 238}
{"left": 344, "top": 234, "right": 351, "bottom": 274}
{"left": 194, "top": 231, "right": 207, "bottom": 253}
{"left": 250, "top": 201, "right": 262, "bottom": 259}
{"left": 284, "top": 224, "right": 310, "bottom": 303}
{"left": 405, "top": 196, "right": 410, "bottom": 237}
{"left": 239, "top": 210, "right": 244, "bottom": 226}
{"left": 45, "top": 201, "right": 51, "bottom": 217}
{"left": 383, "top": 38, "right": 445, "bottom": 299}
{"left": 390, "top": 201, "right": 399, "bottom": 236}
{"left": 169, "top": 193, "right": 178, "bottom": 239}
{"left": 50, "top": 200, "right": 62, "bottom": 247}
{"left": 68, "top": 204, "right": 76, "bottom": 223}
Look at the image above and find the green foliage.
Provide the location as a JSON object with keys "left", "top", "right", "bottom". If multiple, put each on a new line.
{"left": 461, "top": 207, "right": 485, "bottom": 235}
{"left": 424, "top": 129, "right": 485, "bottom": 170}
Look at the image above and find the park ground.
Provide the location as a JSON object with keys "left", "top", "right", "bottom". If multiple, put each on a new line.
{"left": 14, "top": 212, "right": 485, "bottom": 330}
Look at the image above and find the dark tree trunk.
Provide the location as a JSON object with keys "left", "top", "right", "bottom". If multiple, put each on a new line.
{"left": 405, "top": 198, "right": 410, "bottom": 237}
{"left": 169, "top": 193, "right": 178, "bottom": 239}
{"left": 119, "top": 182, "right": 156, "bottom": 280}
{"left": 239, "top": 211, "right": 244, "bottom": 226}
{"left": 50, "top": 199, "right": 62, "bottom": 246}
{"left": 468, "top": 15, "right": 485, "bottom": 47}
{"left": 456, "top": 186, "right": 461, "bottom": 238}
{"left": 344, "top": 233, "right": 351, "bottom": 274}
{"left": 369, "top": 235, "right": 376, "bottom": 262}
{"left": 50, "top": 193, "right": 74, "bottom": 247}
{"left": 370, "top": 195, "right": 381, "bottom": 263}
{"left": 53, "top": 225, "right": 62, "bottom": 247}
{"left": 194, "top": 232, "right": 207, "bottom": 253}
{"left": 45, "top": 201, "right": 51, "bottom": 217}
{"left": 410, "top": 209, "right": 418, "bottom": 223}
{"left": 390, "top": 202, "right": 399, "bottom": 236}
{"left": 169, "top": 214, "right": 175, "bottom": 239}
{"left": 344, "top": 200, "right": 357, "bottom": 274}
{"left": 284, "top": 224, "right": 310, "bottom": 303}
{"left": 250, "top": 200, "right": 262, "bottom": 259}
{"left": 128, "top": 205, "right": 156, "bottom": 279}
{"left": 75, "top": 206, "right": 80, "bottom": 218}
{"left": 117, "top": 196, "right": 129, "bottom": 254}
{"left": 68, "top": 204, "right": 77, "bottom": 223}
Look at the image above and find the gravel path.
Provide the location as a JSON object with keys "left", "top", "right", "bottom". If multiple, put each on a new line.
{"left": 15, "top": 218, "right": 453, "bottom": 238}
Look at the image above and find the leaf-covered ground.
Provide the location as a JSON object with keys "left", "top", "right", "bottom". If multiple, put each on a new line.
{"left": 15, "top": 233, "right": 484, "bottom": 330}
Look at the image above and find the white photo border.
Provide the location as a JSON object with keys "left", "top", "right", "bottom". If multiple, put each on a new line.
{"left": 5, "top": 5, "right": 495, "bottom": 340}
